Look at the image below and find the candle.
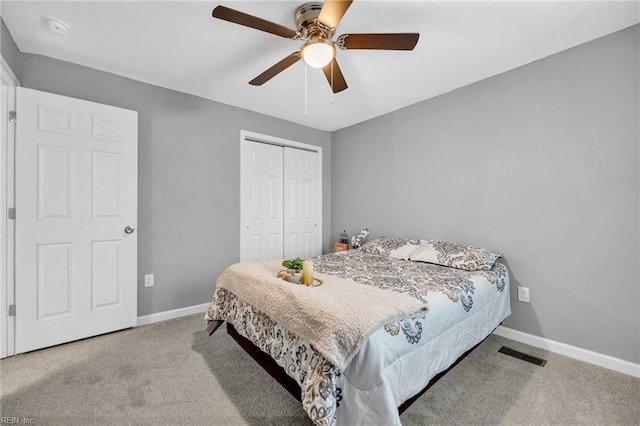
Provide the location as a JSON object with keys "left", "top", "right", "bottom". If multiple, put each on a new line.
{"left": 302, "top": 260, "right": 314, "bottom": 285}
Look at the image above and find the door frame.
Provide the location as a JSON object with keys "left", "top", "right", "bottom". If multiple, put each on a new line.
{"left": 239, "top": 130, "right": 322, "bottom": 262}
{"left": 1, "top": 54, "right": 19, "bottom": 358}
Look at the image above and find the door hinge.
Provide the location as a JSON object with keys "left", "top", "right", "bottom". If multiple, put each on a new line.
{"left": 8, "top": 110, "right": 16, "bottom": 123}
{"left": 8, "top": 207, "right": 15, "bottom": 220}
{"left": 8, "top": 304, "right": 15, "bottom": 316}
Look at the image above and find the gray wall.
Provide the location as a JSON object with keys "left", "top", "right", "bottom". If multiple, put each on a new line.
{"left": 332, "top": 25, "right": 639, "bottom": 364}
{"left": 17, "top": 53, "right": 331, "bottom": 317}
{"left": 1, "top": 18, "right": 20, "bottom": 78}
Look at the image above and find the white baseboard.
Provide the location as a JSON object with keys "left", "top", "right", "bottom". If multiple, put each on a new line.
{"left": 137, "top": 302, "right": 209, "bottom": 326}
{"left": 493, "top": 326, "right": 640, "bottom": 378}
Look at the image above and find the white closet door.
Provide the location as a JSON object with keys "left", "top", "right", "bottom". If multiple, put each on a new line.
{"left": 15, "top": 87, "right": 138, "bottom": 353}
{"left": 240, "top": 140, "right": 284, "bottom": 261}
{"left": 283, "top": 147, "right": 321, "bottom": 259}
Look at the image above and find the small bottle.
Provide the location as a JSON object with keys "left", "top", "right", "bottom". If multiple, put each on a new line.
{"left": 302, "top": 260, "right": 314, "bottom": 285}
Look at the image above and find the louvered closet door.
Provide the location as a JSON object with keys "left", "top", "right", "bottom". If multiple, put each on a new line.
{"left": 283, "top": 147, "right": 321, "bottom": 259}
{"left": 240, "top": 140, "right": 284, "bottom": 261}
{"left": 15, "top": 87, "right": 138, "bottom": 353}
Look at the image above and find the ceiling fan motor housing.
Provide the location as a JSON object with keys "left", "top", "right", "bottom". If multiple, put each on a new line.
{"left": 295, "top": 2, "right": 334, "bottom": 40}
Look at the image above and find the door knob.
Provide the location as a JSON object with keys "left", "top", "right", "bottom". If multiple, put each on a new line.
{"left": 124, "top": 226, "right": 135, "bottom": 234}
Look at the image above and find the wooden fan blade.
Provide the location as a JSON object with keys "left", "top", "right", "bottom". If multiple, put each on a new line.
{"left": 249, "top": 52, "right": 301, "bottom": 86}
{"left": 322, "top": 58, "right": 348, "bottom": 93}
{"left": 337, "top": 33, "right": 419, "bottom": 50}
{"left": 317, "top": 0, "right": 353, "bottom": 29}
{"left": 212, "top": 6, "right": 298, "bottom": 39}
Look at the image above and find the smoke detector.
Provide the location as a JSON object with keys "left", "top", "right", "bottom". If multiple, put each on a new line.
{"left": 43, "top": 16, "right": 70, "bottom": 34}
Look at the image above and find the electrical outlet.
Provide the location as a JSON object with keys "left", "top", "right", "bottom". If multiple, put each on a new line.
{"left": 144, "top": 273, "right": 154, "bottom": 287}
{"left": 517, "top": 286, "right": 530, "bottom": 303}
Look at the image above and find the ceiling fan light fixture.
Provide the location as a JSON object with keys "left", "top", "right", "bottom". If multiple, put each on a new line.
{"left": 301, "top": 37, "right": 335, "bottom": 68}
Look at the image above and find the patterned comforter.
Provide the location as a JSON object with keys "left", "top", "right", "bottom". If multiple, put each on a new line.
{"left": 206, "top": 250, "right": 510, "bottom": 425}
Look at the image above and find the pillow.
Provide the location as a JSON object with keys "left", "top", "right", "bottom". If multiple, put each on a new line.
{"left": 409, "top": 240, "right": 502, "bottom": 271}
{"left": 360, "top": 237, "right": 423, "bottom": 260}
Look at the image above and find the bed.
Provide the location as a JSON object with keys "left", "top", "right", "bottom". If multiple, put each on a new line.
{"left": 205, "top": 237, "right": 510, "bottom": 425}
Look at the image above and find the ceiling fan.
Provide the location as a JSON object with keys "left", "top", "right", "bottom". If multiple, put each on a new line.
{"left": 212, "top": 0, "right": 419, "bottom": 93}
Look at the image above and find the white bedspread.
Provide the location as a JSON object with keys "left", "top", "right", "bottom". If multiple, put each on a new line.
{"left": 335, "top": 272, "right": 511, "bottom": 425}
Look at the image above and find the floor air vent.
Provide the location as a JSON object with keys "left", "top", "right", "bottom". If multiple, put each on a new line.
{"left": 498, "top": 346, "right": 547, "bottom": 367}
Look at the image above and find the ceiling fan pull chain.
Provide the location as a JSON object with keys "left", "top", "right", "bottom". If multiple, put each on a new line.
{"left": 304, "top": 62, "right": 309, "bottom": 115}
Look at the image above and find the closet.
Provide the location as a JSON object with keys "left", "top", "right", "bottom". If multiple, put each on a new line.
{"left": 240, "top": 132, "right": 322, "bottom": 262}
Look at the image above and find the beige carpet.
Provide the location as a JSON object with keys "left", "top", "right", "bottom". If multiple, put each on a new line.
{"left": 1, "top": 314, "right": 638, "bottom": 425}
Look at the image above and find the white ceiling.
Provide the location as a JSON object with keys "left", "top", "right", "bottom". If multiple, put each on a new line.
{"left": 2, "top": 1, "right": 638, "bottom": 131}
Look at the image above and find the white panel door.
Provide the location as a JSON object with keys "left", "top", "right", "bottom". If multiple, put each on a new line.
{"left": 283, "top": 147, "right": 321, "bottom": 259}
{"left": 240, "top": 140, "right": 283, "bottom": 262}
{"left": 15, "top": 87, "right": 137, "bottom": 353}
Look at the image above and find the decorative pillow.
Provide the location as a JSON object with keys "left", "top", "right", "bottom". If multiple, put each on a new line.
{"left": 409, "top": 240, "right": 502, "bottom": 271}
{"left": 360, "top": 237, "right": 423, "bottom": 260}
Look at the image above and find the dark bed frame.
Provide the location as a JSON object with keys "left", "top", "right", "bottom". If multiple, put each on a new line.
{"left": 216, "top": 321, "right": 485, "bottom": 415}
